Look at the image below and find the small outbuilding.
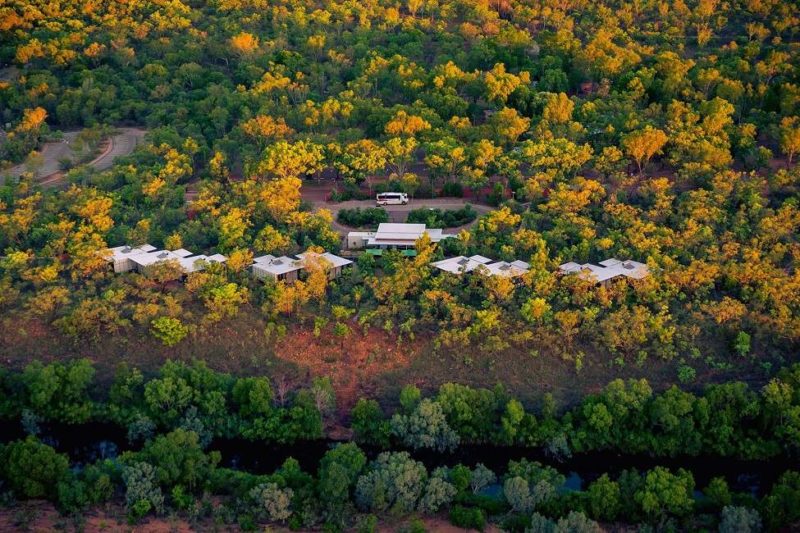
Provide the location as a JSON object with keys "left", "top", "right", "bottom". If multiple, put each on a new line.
{"left": 296, "top": 251, "right": 353, "bottom": 280}
{"left": 347, "top": 223, "right": 451, "bottom": 251}
{"left": 107, "top": 244, "right": 157, "bottom": 273}
{"left": 252, "top": 255, "right": 303, "bottom": 283}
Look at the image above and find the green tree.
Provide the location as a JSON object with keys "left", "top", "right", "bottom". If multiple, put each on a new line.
{"left": 634, "top": 467, "right": 695, "bottom": 520}
{"left": 20, "top": 359, "right": 96, "bottom": 424}
{"left": 351, "top": 398, "right": 391, "bottom": 447}
{"left": 318, "top": 443, "right": 367, "bottom": 520}
{"left": 127, "top": 429, "right": 221, "bottom": 492}
{"left": 586, "top": 473, "right": 620, "bottom": 521}
{"left": 719, "top": 505, "right": 761, "bottom": 533}
{"left": 390, "top": 398, "right": 460, "bottom": 452}
{"left": 249, "top": 482, "right": 293, "bottom": 523}
{"left": 355, "top": 452, "right": 428, "bottom": 514}
{"left": 0, "top": 437, "right": 70, "bottom": 500}
{"left": 761, "top": 471, "right": 800, "bottom": 530}
{"left": 150, "top": 316, "right": 189, "bottom": 347}
{"left": 122, "top": 462, "right": 165, "bottom": 522}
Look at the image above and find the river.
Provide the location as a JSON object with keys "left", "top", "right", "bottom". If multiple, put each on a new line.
{"left": 0, "top": 420, "right": 791, "bottom": 496}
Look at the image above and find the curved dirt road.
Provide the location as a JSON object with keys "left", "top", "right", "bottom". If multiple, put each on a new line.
{"left": 92, "top": 128, "right": 146, "bottom": 171}
{"left": 2, "top": 127, "right": 146, "bottom": 185}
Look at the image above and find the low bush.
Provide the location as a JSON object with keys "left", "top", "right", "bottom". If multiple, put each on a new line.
{"left": 440, "top": 182, "right": 463, "bottom": 197}
{"left": 406, "top": 205, "right": 477, "bottom": 228}
{"left": 337, "top": 207, "right": 389, "bottom": 228}
{"left": 329, "top": 183, "right": 371, "bottom": 202}
{"left": 449, "top": 505, "right": 486, "bottom": 531}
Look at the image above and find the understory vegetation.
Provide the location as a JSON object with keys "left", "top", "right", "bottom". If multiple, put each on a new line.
{"left": 406, "top": 205, "right": 477, "bottom": 227}
{"left": 336, "top": 207, "right": 390, "bottom": 228}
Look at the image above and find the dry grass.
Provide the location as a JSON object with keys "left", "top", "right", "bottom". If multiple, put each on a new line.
{"left": 0, "top": 310, "right": 779, "bottom": 417}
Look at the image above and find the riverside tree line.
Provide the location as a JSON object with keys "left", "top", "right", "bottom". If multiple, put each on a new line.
{"left": 0, "top": 359, "right": 798, "bottom": 530}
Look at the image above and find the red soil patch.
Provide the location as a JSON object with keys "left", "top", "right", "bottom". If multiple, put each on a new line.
{"left": 378, "top": 516, "right": 502, "bottom": 533}
{"left": 0, "top": 501, "right": 201, "bottom": 532}
{"left": 273, "top": 326, "right": 421, "bottom": 416}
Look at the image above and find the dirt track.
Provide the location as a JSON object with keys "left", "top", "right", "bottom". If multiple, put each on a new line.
{"left": 301, "top": 181, "right": 494, "bottom": 235}
{"left": 1, "top": 127, "right": 146, "bottom": 185}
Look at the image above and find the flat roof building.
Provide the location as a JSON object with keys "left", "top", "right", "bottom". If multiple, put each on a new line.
{"left": 107, "top": 244, "right": 157, "bottom": 273}
{"left": 252, "top": 255, "right": 303, "bottom": 283}
{"left": 176, "top": 255, "right": 208, "bottom": 274}
{"left": 430, "top": 255, "right": 493, "bottom": 274}
{"left": 482, "top": 260, "right": 531, "bottom": 278}
{"left": 296, "top": 251, "right": 353, "bottom": 279}
{"left": 347, "top": 223, "right": 452, "bottom": 250}
{"left": 105, "top": 244, "right": 227, "bottom": 275}
{"left": 559, "top": 258, "right": 649, "bottom": 284}
{"left": 431, "top": 255, "right": 530, "bottom": 279}
{"left": 130, "top": 249, "right": 184, "bottom": 271}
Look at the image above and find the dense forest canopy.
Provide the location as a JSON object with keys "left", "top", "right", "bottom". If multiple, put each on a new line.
{"left": 0, "top": 0, "right": 799, "bottom": 529}
{"left": 0, "top": 0, "right": 798, "bottom": 368}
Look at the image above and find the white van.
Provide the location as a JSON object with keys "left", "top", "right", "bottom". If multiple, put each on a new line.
{"left": 376, "top": 192, "right": 408, "bottom": 206}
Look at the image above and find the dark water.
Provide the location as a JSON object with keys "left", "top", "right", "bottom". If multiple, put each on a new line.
{"left": 0, "top": 420, "right": 792, "bottom": 496}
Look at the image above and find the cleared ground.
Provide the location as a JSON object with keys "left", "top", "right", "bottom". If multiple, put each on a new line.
{"left": 301, "top": 181, "right": 495, "bottom": 236}
{"left": 2, "top": 127, "right": 146, "bottom": 184}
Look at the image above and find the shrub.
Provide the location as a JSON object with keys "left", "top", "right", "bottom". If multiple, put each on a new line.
{"left": 123, "top": 462, "right": 165, "bottom": 521}
{"left": 151, "top": 316, "right": 189, "bottom": 347}
{"left": 440, "top": 182, "right": 463, "bottom": 197}
{"left": 249, "top": 482, "right": 293, "bottom": 523}
{"left": 417, "top": 476, "right": 457, "bottom": 513}
{"left": 677, "top": 364, "right": 697, "bottom": 384}
{"left": 406, "top": 205, "right": 476, "bottom": 227}
{"left": 719, "top": 505, "right": 761, "bottom": 533}
{"left": 329, "top": 184, "right": 371, "bottom": 202}
{"left": 487, "top": 182, "right": 505, "bottom": 206}
{"left": 449, "top": 505, "right": 485, "bottom": 531}
{"left": 336, "top": 207, "right": 389, "bottom": 228}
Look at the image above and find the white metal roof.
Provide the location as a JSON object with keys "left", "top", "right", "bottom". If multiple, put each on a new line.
{"left": 296, "top": 251, "right": 353, "bottom": 269}
{"left": 252, "top": 255, "right": 302, "bottom": 276}
{"left": 171, "top": 248, "right": 194, "bottom": 258}
{"left": 177, "top": 255, "right": 208, "bottom": 273}
{"left": 206, "top": 253, "right": 227, "bottom": 263}
{"left": 366, "top": 223, "right": 451, "bottom": 246}
{"left": 431, "top": 255, "right": 486, "bottom": 274}
{"left": 130, "top": 249, "right": 183, "bottom": 267}
{"left": 377, "top": 223, "right": 426, "bottom": 233}
{"left": 432, "top": 255, "right": 530, "bottom": 277}
{"left": 559, "top": 258, "right": 649, "bottom": 282}
{"left": 107, "top": 244, "right": 157, "bottom": 262}
{"left": 481, "top": 261, "right": 530, "bottom": 278}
